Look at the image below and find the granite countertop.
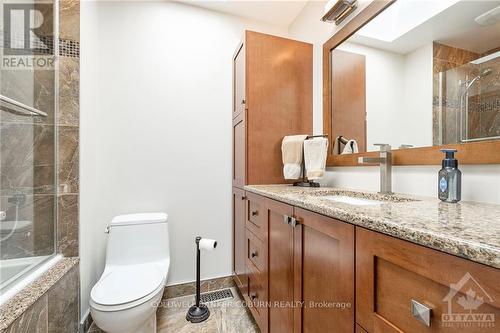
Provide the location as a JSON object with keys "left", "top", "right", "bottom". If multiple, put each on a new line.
{"left": 0, "top": 257, "right": 79, "bottom": 330}
{"left": 245, "top": 185, "right": 500, "bottom": 269}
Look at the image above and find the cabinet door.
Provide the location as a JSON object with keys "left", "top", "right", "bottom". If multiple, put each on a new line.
{"left": 233, "top": 43, "right": 246, "bottom": 119}
{"left": 232, "top": 187, "right": 246, "bottom": 291}
{"left": 267, "top": 198, "right": 295, "bottom": 333}
{"left": 294, "top": 208, "right": 355, "bottom": 333}
{"left": 232, "top": 111, "right": 246, "bottom": 188}
{"left": 356, "top": 227, "right": 500, "bottom": 333}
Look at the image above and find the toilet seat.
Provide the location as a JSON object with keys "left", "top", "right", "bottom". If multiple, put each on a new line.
{"left": 91, "top": 264, "right": 164, "bottom": 311}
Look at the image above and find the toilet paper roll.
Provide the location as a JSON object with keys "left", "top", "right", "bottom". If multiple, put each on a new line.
{"left": 199, "top": 238, "right": 217, "bottom": 251}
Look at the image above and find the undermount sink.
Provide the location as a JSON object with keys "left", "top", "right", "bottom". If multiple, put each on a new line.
{"left": 311, "top": 189, "right": 418, "bottom": 206}
{"left": 321, "top": 195, "right": 383, "bottom": 206}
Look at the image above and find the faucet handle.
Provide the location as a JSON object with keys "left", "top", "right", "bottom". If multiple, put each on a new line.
{"left": 374, "top": 143, "right": 391, "bottom": 152}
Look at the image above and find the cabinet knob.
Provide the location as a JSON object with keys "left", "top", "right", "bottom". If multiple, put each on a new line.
{"left": 290, "top": 217, "right": 298, "bottom": 227}
{"left": 250, "top": 292, "right": 257, "bottom": 300}
{"left": 241, "top": 99, "right": 246, "bottom": 104}
{"left": 283, "top": 215, "right": 291, "bottom": 225}
{"left": 251, "top": 210, "right": 258, "bottom": 216}
{"left": 411, "top": 299, "right": 432, "bottom": 327}
{"left": 251, "top": 251, "right": 258, "bottom": 258}
{"left": 241, "top": 196, "right": 247, "bottom": 200}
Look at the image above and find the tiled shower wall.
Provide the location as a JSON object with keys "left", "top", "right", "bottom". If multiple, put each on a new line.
{"left": 433, "top": 42, "right": 500, "bottom": 145}
{"left": 1, "top": 0, "right": 80, "bottom": 259}
{"left": 57, "top": 0, "right": 80, "bottom": 257}
{"left": 2, "top": 0, "right": 80, "bottom": 332}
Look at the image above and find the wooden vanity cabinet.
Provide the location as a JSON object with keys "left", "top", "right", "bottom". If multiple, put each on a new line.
{"left": 243, "top": 193, "right": 269, "bottom": 332}
{"left": 232, "top": 30, "right": 312, "bottom": 329}
{"left": 356, "top": 227, "right": 500, "bottom": 333}
{"left": 232, "top": 187, "right": 247, "bottom": 290}
{"left": 294, "top": 208, "right": 355, "bottom": 333}
{"left": 231, "top": 30, "right": 312, "bottom": 188}
{"left": 236, "top": 192, "right": 500, "bottom": 333}
{"left": 265, "top": 199, "right": 355, "bottom": 333}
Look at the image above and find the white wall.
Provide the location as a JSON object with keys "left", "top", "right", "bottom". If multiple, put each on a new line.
{"left": 80, "top": 1, "right": 287, "bottom": 322}
{"left": 288, "top": 0, "right": 500, "bottom": 204}
{"left": 401, "top": 43, "right": 433, "bottom": 148}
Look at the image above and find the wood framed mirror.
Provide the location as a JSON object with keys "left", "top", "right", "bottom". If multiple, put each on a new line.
{"left": 323, "top": 0, "right": 500, "bottom": 166}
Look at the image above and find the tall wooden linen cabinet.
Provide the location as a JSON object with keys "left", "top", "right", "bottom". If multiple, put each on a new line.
{"left": 232, "top": 31, "right": 312, "bottom": 332}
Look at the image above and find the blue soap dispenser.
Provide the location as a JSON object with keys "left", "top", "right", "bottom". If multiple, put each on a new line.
{"left": 438, "top": 149, "right": 461, "bottom": 203}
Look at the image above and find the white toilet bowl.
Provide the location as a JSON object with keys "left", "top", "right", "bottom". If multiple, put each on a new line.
{"left": 90, "top": 213, "right": 170, "bottom": 333}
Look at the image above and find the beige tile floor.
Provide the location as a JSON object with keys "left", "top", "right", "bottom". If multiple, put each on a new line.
{"left": 88, "top": 287, "right": 259, "bottom": 333}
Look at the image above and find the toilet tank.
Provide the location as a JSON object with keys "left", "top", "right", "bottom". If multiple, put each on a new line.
{"left": 105, "top": 213, "right": 170, "bottom": 270}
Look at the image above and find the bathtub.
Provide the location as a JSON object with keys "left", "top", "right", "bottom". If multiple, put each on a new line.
{"left": 0, "top": 254, "right": 62, "bottom": 305}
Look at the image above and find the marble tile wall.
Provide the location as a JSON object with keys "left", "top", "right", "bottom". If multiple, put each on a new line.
{"left": 1, "top": 0, "right": 80, "bottom": 259}
{"left": 432, "top": 42, "right": 500, "bottom": 144}
{"left": 1, "top": 4, "right": 56, "bottom": 260}
{"left": 2, "top": 263, "right": 80, "bottom": 333}
{"left": 1, "top": 0, "right": 80, "bottom": 332}
{"left": 432, "top": 42, "right": 479, "bottom": 145}
{"left": 56, "top": 0, "right": 80, "bottom": 258}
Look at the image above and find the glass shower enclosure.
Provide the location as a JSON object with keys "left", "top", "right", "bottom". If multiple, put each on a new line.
{"left": 434, "top": 50, "right": 500, "bottom": 145}
{"left": 0, "top": 0, "right": 58, "bottom": 292}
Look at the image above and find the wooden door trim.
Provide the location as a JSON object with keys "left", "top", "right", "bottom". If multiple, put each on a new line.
{"left": 323, "top": 0, "right": 500, "bottom": 166}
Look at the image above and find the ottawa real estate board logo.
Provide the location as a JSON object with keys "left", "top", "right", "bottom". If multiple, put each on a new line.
{"left": 2, "top": 3, "right": 54, "bottom": 69}
{"left": 442, "top": 272, "right": 495, "bottom": 328}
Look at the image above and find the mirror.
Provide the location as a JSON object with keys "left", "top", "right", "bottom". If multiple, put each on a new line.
{"left": 327, "top": 0, "right": 500, "bottom": 156}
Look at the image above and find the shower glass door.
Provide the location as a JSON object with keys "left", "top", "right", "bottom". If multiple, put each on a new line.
{"left": 0, "top": 0, "right": 57, "bottom": 291}
{"left": 436, "top": 51, "right": 500, "bottom": 144}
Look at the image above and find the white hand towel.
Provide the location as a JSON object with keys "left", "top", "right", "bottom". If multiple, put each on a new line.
{"left": 304, "top": 137, "right": 328, "bottom": 180}
{"left": 281, "top": 135, "right": 308, "bottom": 179}
{"left": 341, "top": 139, "right": 359, "bottom": 154}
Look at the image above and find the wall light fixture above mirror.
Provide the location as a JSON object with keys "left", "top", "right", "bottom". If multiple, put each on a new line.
{"left": 323, "top": 0, "right": 500, "bottom": 166}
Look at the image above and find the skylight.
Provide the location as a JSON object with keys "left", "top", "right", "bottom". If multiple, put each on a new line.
{"left": 355, "top": 0, "right": 460, "bottom": 42}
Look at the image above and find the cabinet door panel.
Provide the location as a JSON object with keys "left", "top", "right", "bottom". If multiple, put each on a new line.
{"left": 232, "top": 111, "right": 246, "bottom": 188}
{"left": 233, "top": 43, "right": 245, "bottom": 119}
{"left": 356, "top": 227, "right": 500, "bottom": 333}
{"left": 295, "top": 208, "right": 355, "bottom": 333}
{"left": 232, "top": 187, "right": 246, "bottom": 290}
{"left": 267, "top": 199, "right": 295, "bottom": 333}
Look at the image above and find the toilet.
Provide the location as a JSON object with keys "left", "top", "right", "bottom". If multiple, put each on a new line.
{"left": 90, "top": 213, "right": 170, "bottom": 333}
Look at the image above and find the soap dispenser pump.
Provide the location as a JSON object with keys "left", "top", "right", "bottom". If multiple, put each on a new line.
{"left": 438, "top": 149, "right": 461, "bottom": 203}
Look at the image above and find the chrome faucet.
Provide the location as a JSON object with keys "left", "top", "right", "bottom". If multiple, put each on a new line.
{"left": 358, "top": 143, "right": 392, "bottom": 194}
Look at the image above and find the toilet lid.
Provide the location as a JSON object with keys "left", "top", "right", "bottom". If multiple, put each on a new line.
{"left": 91, "top": 264, "right": 164, "bottom": 306}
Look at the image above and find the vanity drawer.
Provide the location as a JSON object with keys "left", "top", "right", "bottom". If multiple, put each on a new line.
{"left": 247, "top": 262, "right": 267, "bottom": 331}
{"left": 356, "top": 227, "right": 500, "bottom": 333}
{"left": 247, "top": 229, "right": 264, "bottom": 271}
{"left": 246, "top": 193, "right": 264, "bottom": 237}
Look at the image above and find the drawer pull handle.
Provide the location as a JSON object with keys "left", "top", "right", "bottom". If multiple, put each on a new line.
{"left": 283, "top": 215, "right": 290, "bottom": 224}
{"left": 251, "top": 210, "right": 258, "bottom": 216}
{"left": 251, "top": 251, "right": 258, "bottom": 258}
{"left": 250, "top": 292, "right": 257, "bottom": 300}
{"left": 411, "top": 299, "right": 432, "bottom": 327}
{"left": 290, "top": 217, "right": 300, "bottom": 227}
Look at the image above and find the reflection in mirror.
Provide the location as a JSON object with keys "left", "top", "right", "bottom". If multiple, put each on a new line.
{"left": 329, "top": 0, "right": 500, "bottom": 154}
